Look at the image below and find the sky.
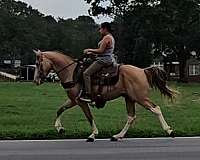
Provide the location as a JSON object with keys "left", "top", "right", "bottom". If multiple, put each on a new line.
{"left": 17, "top": 0, "right": 113, "bottom": 24}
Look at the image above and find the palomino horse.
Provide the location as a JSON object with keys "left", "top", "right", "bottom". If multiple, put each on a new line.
{"left": 33, "top": 50, "right": 177, "bottom": 142}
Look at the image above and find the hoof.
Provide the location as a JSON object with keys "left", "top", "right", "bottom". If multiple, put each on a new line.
{"left": 110, "top": 137, "right": 118, "bottom": 142}
{"left": 86, "top": 137, "right": 94, "bottom": 142}
{"left": 169, "top": 131, "right": 175, "bottom": 138}
{"left": 58, "top": 128, "right": 65, "bottom": 134}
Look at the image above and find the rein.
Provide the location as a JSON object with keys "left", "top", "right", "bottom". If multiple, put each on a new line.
{"left": 56, "top": 60, "right": 78, "bottom": 89}
{"left": 56, "top": 61, "right": 76, "bottom": 74}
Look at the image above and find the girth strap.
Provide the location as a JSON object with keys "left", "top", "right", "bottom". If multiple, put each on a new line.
{"left": 61, "top": 81, "right": 76, "bottom": 89}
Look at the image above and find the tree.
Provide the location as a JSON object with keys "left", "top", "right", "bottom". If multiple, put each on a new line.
{"left": 0, "top": 0, "right": 99, "bottom": 65}
{"left": 85, "top": 0, "right": 200, "bottom": 81}
{"left": 85, "top": 0, "right": 158, "bottom": 67}
{"left": 152, "top": 0, "right": 200, "bottom": 82}
{"left": 58, "top": 16, "right": 99, "bottom": 58}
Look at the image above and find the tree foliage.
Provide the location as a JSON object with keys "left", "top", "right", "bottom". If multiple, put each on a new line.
{"left": 0, "top": 0, "right": 98, "bottom": 65}
{"left": 85, "top": 0, "right": 200, "bottom": 81}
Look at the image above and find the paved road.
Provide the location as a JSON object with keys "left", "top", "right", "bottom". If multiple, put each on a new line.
{"left": 0, "top": 137, "right": 200, "bottom": 160}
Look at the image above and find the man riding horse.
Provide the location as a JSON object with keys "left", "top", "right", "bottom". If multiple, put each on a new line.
{"left": 80, "top": 22, "right": 116, "bottom": 102}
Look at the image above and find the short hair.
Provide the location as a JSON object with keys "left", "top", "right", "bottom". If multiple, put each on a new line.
{"left": 100, "top": 22, "right": 112, "bottom": 33}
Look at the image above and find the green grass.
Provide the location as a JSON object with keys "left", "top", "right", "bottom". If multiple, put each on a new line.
{"left": 0, "top": 82, "right": 200, "bottom": 139}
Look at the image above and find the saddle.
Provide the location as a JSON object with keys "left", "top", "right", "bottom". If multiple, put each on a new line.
{"left": 60, "top": 54, "right": 120, "bottom": 108}
{"left": 73, "top": 54, "right": 119, "bottom": 86}
{"left": 73, "top": 55, "right": 120, "bottom": 108}
{"left": 91, "top": 62, "right": 119, "bottom": 86}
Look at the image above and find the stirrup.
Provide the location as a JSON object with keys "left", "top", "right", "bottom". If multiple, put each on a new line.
{"left": 79, "top": 97, "right": 91, "bottom": 103}
{"left": 89, "top": 101, "right": 96, "bottom": 108}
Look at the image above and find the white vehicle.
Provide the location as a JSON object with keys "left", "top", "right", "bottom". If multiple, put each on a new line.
{"left": 47, "top": 72, "right": 59, "bottom": 82}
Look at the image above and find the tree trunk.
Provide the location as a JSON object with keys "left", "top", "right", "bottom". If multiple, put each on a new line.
{"left": 177, "top": 46, "right": 188, "bottom": 83}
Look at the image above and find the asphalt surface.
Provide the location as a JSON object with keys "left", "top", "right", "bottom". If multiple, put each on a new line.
{"left": 0, "top": 137, "right": 200, "bottom": 160}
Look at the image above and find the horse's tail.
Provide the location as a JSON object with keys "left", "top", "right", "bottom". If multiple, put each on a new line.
{"left": 144, "top": 66, "right": 178, "bottom": 100}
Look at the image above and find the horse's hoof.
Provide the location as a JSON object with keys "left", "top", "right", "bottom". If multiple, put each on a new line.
{"left": 58, "top": 128, "right": 65, "bottom": 134}
{"left": 86, "top": 137, "right": 94, "bottom": 142}
{"left": 169, "top": 131, "right": 175, "bottom": 138}
{"left": 110, "top": 137, "right": 118, "bottom": 142}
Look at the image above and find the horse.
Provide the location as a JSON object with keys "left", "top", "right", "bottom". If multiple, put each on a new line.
{"left": 33, "top": 50, "right": 177, "bottom": 142}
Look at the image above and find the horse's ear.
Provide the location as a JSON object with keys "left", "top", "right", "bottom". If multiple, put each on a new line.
{"left": 33, "top": 49, "right": 39, "bottom": 56}
{"left": 33, "top": 49, "right": 41, "bottom": 56}
{"left": 33, "top": 49, "right": 43, "bottom": 61}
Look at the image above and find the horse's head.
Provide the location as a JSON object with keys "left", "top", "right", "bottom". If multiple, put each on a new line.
{"left": 33, "top": 50, "right": 53, "bottom": 85}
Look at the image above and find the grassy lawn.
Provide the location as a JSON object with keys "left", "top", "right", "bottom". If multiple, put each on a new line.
{"left": 0, "top": 82, "right": 200, "bottom": 139}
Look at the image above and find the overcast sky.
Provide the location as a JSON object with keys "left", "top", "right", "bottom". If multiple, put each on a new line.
{"left": 17, "top": 0, "right": 112, "bottom": 24}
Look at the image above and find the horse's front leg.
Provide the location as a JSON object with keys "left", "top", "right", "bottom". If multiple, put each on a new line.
{"left": 79, "top": 102, "right": 98, "bottom": 142}
{"left": 55, "top": 99, "right": 76, "bottom": 134}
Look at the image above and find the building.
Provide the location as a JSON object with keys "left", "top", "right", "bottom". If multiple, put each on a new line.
{"left": 187, "top": 57, "right": 200, "bottom": 82}
{"left": 19, "top": 65, "right": 35, "bottom": 81}
{"left": 0, "top": 59, "right": 21, "bottom": 68}
{"left": 152, "top": 56, "right": 200, "bottom": 82}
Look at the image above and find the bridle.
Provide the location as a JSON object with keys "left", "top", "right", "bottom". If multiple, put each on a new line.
{"left": 56, "top": 53, "right": 95, "bottom": 75}
{"left": 56, "top": 61, "right": 76, "bottom": 75}
{"left": 36, "top": 60, "right": 46, "bottom": 81}
{"left": 36, "top": 54, "right": 86, "bottom": 89}
{"left": 36, "top": 54, "right": 77, "bottom": 82}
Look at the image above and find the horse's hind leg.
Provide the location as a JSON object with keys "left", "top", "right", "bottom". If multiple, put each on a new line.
{"left": 111, "top": 97, "right": 136, "bottom": 141}
{"left": 140, "top": 98, "right": 174, "bottom": 137}
{"left": 55, "top": 99, "right": 76, "bottom": 134}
